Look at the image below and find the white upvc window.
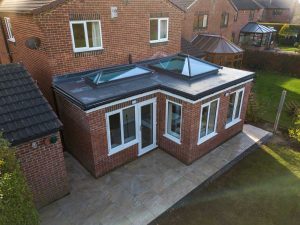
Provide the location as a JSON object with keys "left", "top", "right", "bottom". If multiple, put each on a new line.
{"left": 150, "top": 18, "right": 169, "bottom": 43}
{"left": 164, "top": 100, "right": 182, "bottom": 144}
{"left": 70, "top": 20, "right": 103, "bottom": 53}
{"left": 198, "top": 98, "right": 220, "bottom": 144}
{"left": 106, "top": 106, "right": 138, "bottom": 156}
{"left": 225, "top": 88, "right": 245, "bottom": 129}
{"left": 4, "top": 17, "right": 15, "bottom": 42}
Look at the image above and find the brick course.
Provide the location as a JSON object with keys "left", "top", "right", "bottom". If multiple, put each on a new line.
{"left": 15, "top": 132, "right": 69, "bottom": 208}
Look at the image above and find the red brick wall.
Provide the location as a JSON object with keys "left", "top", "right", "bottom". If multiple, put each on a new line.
{"left": 15, "top": 132, "right": 69, "bottom": 208}
{"left": 181, "top": 0, "right": 237, "bottom": 41}
{"left": 35, "top": 0, "right": 183, "bottom": 76}
{"left": 0, "top": 13, "right": 54, "bottom": 104}
{"left": 261, "top": 8, "right": 291, "bottom": 23}
{"left": 56, "top": 82, "right": 252, "bottom": 177}
{"left": 157, "top": 83, "right": 251, "bottom": 164}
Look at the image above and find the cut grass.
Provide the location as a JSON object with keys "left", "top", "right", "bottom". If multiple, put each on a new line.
{"left": 279, "top": 46, "right": 299, "bottom": 52}
{"left": 253, "top": 71, "right": 300, "bottom": 129}
{"left": 150, "top": 142, "right": 300, "bottom": 225}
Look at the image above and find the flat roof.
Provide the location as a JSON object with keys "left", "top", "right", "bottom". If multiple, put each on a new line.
{"left": 53, "top": 54, "right": 254, "bottom": 111}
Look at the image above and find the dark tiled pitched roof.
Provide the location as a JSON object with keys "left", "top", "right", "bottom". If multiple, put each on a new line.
{"left": 231, "top": 0, "right": 262, "bottom": 10}
{"left": 169, "top": 0, "right": 197, "bottom": 11}
{"left": 254, "top": 0, "right": 295, "bottom": 9}
{"left": 0, "top": 63, "right": 62, "bottom": 146}
{"left": 0, "top": 0, "right": 66, "bottom": 14}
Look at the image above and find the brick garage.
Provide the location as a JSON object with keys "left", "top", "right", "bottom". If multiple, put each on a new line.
{"left": 53, "top": 54, "right": 254, "bottom": 177}
{"left": 0, "top": 63, "right": 69, "bottom": 208}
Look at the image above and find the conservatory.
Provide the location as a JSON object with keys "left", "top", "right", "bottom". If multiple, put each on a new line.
{"left": 239, "top": 22, "right": 276, "bottom": 49}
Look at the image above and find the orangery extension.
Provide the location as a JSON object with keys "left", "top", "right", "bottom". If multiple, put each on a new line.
{"left": 53, "top": 54, "right": 254, "bottom": 177}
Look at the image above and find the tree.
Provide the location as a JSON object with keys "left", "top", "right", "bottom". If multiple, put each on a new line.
{"left": 0, "top": 135, "right": 39, "bottom": 225}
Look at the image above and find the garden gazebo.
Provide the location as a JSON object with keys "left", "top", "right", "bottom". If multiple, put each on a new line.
{"left": 182, "top": 34, "right": 244, "bottom": 68}
{"left": 239, "top": 22, "right": 277, "bottom": 49}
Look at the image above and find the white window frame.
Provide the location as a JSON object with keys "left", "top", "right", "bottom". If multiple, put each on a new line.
{"left": 198, "top": 98, "right": 220, "bottom": 145}
{"left": 150, "top": 17, "right": 169, "bottom": 43}
{"left": 225, "top": 88, "right": 245, "bottom": 129}
{"left": 164, "top": 100, "right": 182, "bottom": 144}
{"left": 106, "top": 105, "right": 138, "bottom": 156}
{"left": 4, "top": 17, "right": 15, "bottom": 42}
{"left": 69, "top": 20, "right": 103, "bottom": 53}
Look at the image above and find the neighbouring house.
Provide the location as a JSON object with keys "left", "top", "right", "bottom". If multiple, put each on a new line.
{"left": 239, "top": 22, "right": 277, "bottom": 50}
{"left": 291, "top": 2, "right": 300, "bottom": 24}
{"left": 230, "top": 0, "right": 264, "bottom": 43}
{"left": 182, "top": 34, "right": 244, "bottom": 68}
{"left": 170, "top": 0, "right": 237, "bottom": 42}
{"left": 53, "top": 54, "right": 254, "bottom": 177}
{"left": 0, "top": 63, "right": 69, "bottom": 208}
{"left": 0, "top": 0, "right": 184, "bottom": 105}
{"left": 255, "top": 0, "right": 298, "bottom": 23}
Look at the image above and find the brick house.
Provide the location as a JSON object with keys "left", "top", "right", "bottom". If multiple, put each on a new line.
{"left": 0, "top": 63, "right": 69, "bottom": 208}
{"left": 170, "top": 0, "right": 237, "bottom": 42}
{"left": 53, "top": 54, "right": 254, "bottom": 177}
{"left": 255, "top": 0, "right": 298, "bottom": 23}
{"left": 0, "top": 0, "right": 184, "bottom": 104}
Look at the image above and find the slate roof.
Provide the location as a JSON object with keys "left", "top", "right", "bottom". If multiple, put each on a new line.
{"left": 182, "top": 34, "right": 243, "bottom": 55}
{"left": 0, "top": 63, "right": 62, "bottom": 146}
{"left": 169, "top": 0, "right": 198, "bottom": 11}
{"left": 230, "top": 0, "right": 262, "bottom": 10}
{"left": 0, "top": 0, "right": 67, "bottom": 14}
{"left": 254, "top": 0, "right": 294, "bottom": 9}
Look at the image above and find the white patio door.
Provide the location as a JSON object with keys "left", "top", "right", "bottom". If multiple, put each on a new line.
{"left": 138, "top": 98, "right": 157, "bottom": 156}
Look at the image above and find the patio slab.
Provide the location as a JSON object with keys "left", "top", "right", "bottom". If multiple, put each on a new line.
{"left": 39, "top": 124, "right": 271, "bottom": 225}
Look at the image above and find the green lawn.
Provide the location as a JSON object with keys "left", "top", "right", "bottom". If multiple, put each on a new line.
{"left": 279, "top": 46, "right": 299, "bottom": 52}
{"left": 151, "top": 142, "right": 300, "bottom": 225}
{"left": 254, "top": 71, "right": 300, "bottom": 128}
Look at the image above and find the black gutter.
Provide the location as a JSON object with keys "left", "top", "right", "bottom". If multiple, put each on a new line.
{"left": 0, "top": 18, "right": 12, "bottom": 63}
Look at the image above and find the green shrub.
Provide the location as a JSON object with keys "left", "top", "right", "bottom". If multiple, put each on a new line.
{"left": 289, "top": 114, "right": 300, "bottom": 143}
{"left": 0, "top": 135, "right": 39, "bottom": 225}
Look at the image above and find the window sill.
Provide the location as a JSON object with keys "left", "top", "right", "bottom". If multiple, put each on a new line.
{"left": 108, "top": 139, "right": 138, "bottom": 156}
{"left": 198, "top": 132, "right": 218, "bottom": 145}
{"left": 225, "top": 119, "right": 242, "bottom": 129}
{"left": 164, "top": 133, "right": 181, "bottom": 145}
{"left": 8, "top": 38, "right": 15, "bottom": 43}
{"left": 150, "top": 41, "right": 168, "bottom": 47}
{"left": 74, "top": 47, "right": 104, "bottom": 53}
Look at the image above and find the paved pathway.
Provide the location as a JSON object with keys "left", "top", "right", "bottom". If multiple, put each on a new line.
{"left": 40, "top": 124, "right": 271, "bottom": 225}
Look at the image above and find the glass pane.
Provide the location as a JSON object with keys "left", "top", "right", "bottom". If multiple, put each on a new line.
{"left": 234, "top": 91, "right": 243, "bottom": 119}
{"left": 72, "top": 23, "right": 86, "bottom": 48}
{"left": 207, "top": 100, "right": 218, "bottom": 134}
{"left": 200, "top": 106, "right": 209, "bottom": 138}
{"left": 160, "top": 19, "right": 168, "bottom": 39}
{"left": 141, "top": 104, "right": 153, "bottom": 148}
{"left": 150, "top": 19, "right": 158, "bottom": 41}
{"left": 167, "top": 102, "right": 181, "bottom": 139}
{"left": 87, "top": 21, "right": 102, "bottom": 48}
{"left": 109, "top": 113, "right": 122, "bottom": 148}
{"left": 227, "top": 93, "right": 236, "bottom": 124}
{"left": 203, "top": 15, "right": 208, "bottom": 27}
{"left": 123, "top": 107, "right": 136, "bottom": 144}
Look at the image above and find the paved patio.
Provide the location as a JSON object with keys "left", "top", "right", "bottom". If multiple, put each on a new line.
{"left": 40, "top": 124, "right": 271, "bottom": 225}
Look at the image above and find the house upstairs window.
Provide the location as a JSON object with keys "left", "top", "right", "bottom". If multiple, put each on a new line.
{"left": 221, "top": 12, "right": 229, "bottom": 27}
{"left": 70, "top": 20, "right": 103, "bottom": 53}
{"left": 198, "top": 99, "right": 219, "bottom": 144}
{"left": 226, "top": 88, "right": 244, "bottom": 128}
{"left": 273, "top": 9, "right": 283, "bottom": 16}
{"left": 193, "top": 13, "right": 208, "bottom": 30}
{"left": 249, "top": 10, "right": 255, "bottom": 21}
{"left": 4, "top": 17, "right": 15, "bottom": 42}
{"left": 150, "top": 18, "right": 168, "bottom": 43}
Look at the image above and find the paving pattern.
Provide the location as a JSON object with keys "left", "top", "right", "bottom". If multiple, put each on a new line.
{"left": 40, "top": 124, "right": 271, "bottom": 225}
